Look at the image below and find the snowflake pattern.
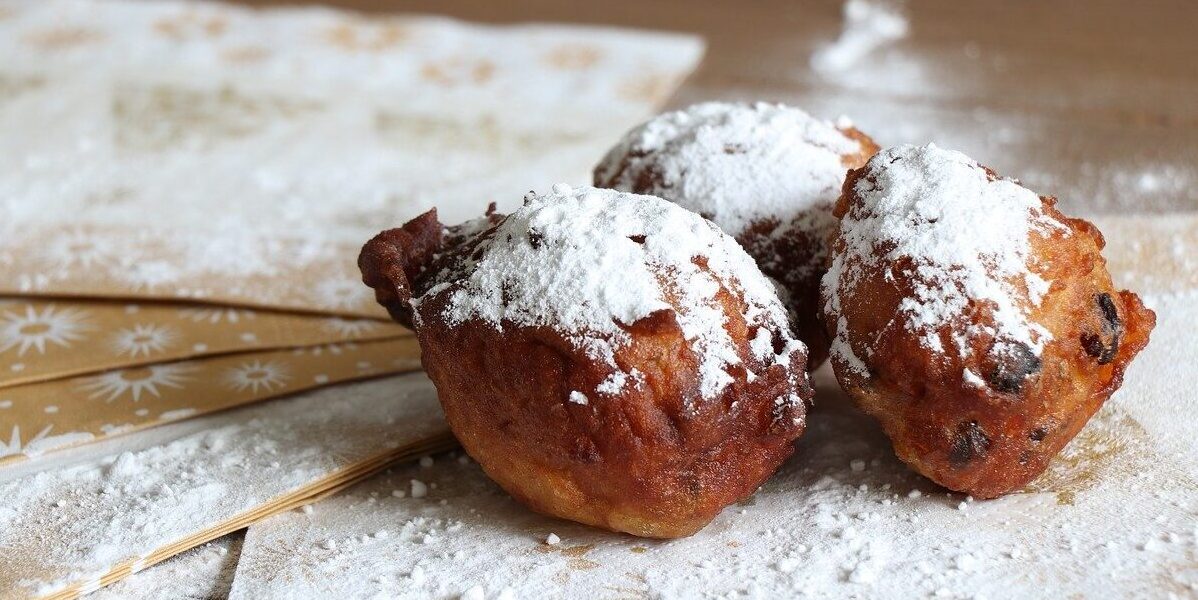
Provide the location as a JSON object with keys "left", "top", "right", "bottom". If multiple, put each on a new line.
{"left": 119, "top": 258, "right": 181, "bottom": 289}
{"left": 109, "top": 323, "right": 178, "bottom": 357}
{"left": 36, "top": 230, "right": 118, "bottom": 270}
{"left": 177, "top": 307, "right": 257, "bottom": 324}
{"left": 315, "top": 279, "right": 371, "bottom": 311}
{"left": 80, "top": 363, "right": 194, "bottom": 402}
{"left": 0, "top": 424, "right": 49, "bottom": 457}
{"left": 321, "top": 317, "right": 380, "bottom": 338}
{"left": 0, "top": 304, "right": 92, "bottom": 356}
{"left": 0, "top": 424, "right": 93, "bottom": 458}
{"left": 292, "top": 342, "right": 358, "bottom": 356}
{"left": 224, "top": 359, "right": 290, "bottom": 394}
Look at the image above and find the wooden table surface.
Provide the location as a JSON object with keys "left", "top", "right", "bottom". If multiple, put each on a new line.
{"left": 240, "top": 0, "right": 1198, "bottom": 216}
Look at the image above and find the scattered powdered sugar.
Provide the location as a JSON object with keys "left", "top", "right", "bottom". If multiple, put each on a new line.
{"left": 790, "top": 0, "right": 1196, "bottom": 224}
{"left": 90, "top": 534, "right": 243, "bottom": 600}
{"left": 0, "top": 373, "right": 447, "bottom": 597}
{"left": 596, "top": 102, "right": 861, "bottom": 243}
{"left": 417, "top": 184, "right": 805, "bottom": 402}
{"left": 823, "top": 144, "right": 1064, "bottom": 375}
{"left": 231, "top": 329, "right": 1198, "bottom": 598}
{"left": 410, "top": 480, "right": 429, "bottom": 499}
{"left": 595, "top": 371, "right": 633, "bottom": 396}
{"left": 0, "top": 0, "right": 704, "bottom": 314}
{"left": 962, "top": 368, "right": 987, "bottom": 389}
{"left": 810, "top": 0, "right": 910, "bottom": 75}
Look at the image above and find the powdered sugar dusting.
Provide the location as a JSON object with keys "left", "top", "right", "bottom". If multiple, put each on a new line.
{"left": 231, "top": 331, "right": 1198, "bottom": 598}
{"left": 596, "top": 102, "right": 861, "bottom": 242}
{"left": 91, "top": 535, "right": 242, "bottom": 600}
{"left": 0, "top": 373, "right": 447, "bottom": 597}
{"left": 823, "top": 144, "right": 1063, "bottom": 376}
{"left": 0, "top": 0, "right": 704, "bottom": 315}
{"left": 417, "top": 185, "right": 805, "bottom": 402}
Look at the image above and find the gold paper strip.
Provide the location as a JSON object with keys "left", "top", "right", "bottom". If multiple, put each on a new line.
{"left": 0, "top": 337, "right": 422, "bottom": 466}
{"left": 0, "top": 298, "right": 408, "bottom": 389}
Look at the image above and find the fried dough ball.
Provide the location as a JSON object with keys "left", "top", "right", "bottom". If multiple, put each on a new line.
{"left": 359, "top": 184, "right": 812, "bottom": 538}
{"left": 821, "top": 144, "right": 1155, "bottom": 499}
{"left": 594, "top": 102, "right": 879, "bottom": 367}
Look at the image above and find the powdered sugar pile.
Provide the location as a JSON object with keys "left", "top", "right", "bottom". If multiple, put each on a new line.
{"left": 822, "top": 144, "right": 1064, "bottom": 375}
{"left": 415, "top": 184, "right": 805, "bottom": 402}
{"left": 596, "top": 102, "right": 861, "bottom": 243}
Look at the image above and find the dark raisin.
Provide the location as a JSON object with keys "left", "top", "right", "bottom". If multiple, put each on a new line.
{"left": 986, "top": 342, "right": 1042, "bottom": 394}
{"left": 770, "top": 329, "right": 788, "bottom": 355}
{"left": 634, "top": 163, "right": 670, "bottom": 192}
{"left": 1081, "top": 333, "right": 1104, "bottom": 358}
{"left": 527, "top": 229, "right": 543, "bottom": 250}
{"left": 1082, "top": 293, "right": 1122, "bottom": 365}
{"left": 500, "top": 280, "right": 514, "bottom": 306}
{"left": 1098, "top": 292, "right": 1120, "bottom": 325}
{"left": 950, "top": 421, "right": 992, "bottom": 466}
{"left": 1029, "top": 426, "right": 1048, "bottom": 442}
{"left": 627, "top": 234, "right": 646, "bottom": 244}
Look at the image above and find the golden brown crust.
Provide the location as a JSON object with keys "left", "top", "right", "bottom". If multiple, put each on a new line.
{"left": 358, "top": 209, "right": 445, "bottom": 328}
{"left": 825, "top": 162, "right": 1156, "bottom": 499}
{"left": 360, "top": 202, "right": 811, "bottom": 538}
{"left": 416, "top": 286, "right": 808, "bottom": 538}
{"left": 837, "top": 125, "right": 882, "bottom": 170}
{"left": 358, "top": 206, "right": 504, "bottom": 328}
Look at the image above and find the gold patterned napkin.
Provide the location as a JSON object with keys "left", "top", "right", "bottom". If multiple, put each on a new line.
{"left": 0, "top": 298, "right": 408, "bottom": 388}
{"left": 0, "top": 0, "right": 704, "bottom": 316}
{"left": 0, "top": 0, "right": 701, "bottom": 474}
{"left": 0, "top": 1, "right": 705, "bottom": 597}
{"left": 0, "top": 336, "right": 422, "bottom": 466}
{"left": 0, "top": 373, "right": 455, "bottom": 600}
